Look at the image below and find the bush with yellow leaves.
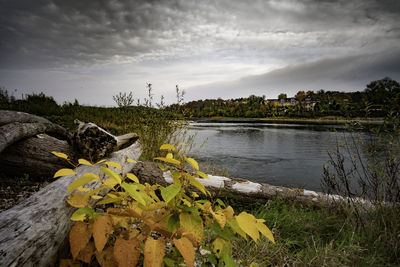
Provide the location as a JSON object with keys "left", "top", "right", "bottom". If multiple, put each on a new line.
{"left": 53, "top": 144, "right": 275, "bottom": 267}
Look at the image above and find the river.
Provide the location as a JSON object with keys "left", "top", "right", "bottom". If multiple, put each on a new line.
{"left": 185, "top": 122, "right": 367, "bottom": 192}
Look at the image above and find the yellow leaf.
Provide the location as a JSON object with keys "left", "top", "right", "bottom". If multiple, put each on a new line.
{"left": 227, "top": 219, "right": 247, "bottom": 240}
{"left": 93, "top": 215, "right": 114, "bottom": 252}
{"left": 54, "top": 168, "right": 76, "bottom": 178}
{"left": 160, "top": 184, "right": 181, "bottom": 203}
{"left": 114, "top": 236, "right": 141, "bottom": 267}
{"left": 154, "top": 157, "right": 181, "bottom": 166}
{"left": 256, "top": 219, "right": 275, "bottom": 244}
{"left": 173, "top": 237, "right": 195, "bottom": 267}
{"left": 160, "top": 144, "right": 175, "bottom": 151}
{"left": 144, "top": 237, "right": 166, "bottom": 267}
{"left": 127, "top": 158, "right": 137, "bottom": 163}
{"left": 235, "top": 212, "right": 259, "bottom": 242}
{"left": 96, "top": 159, "right": 106, "bottom": 164}
{"left": 187, "top": 175, "right": 207, "bottom": 195}
{"left": 166, "top": 152, "right": 173, "bottom": 159}
{"left": 67, "top": 193, "right": 90, "bottom": 208}
{"left": 185, "top": 157, "right": 199, "bottom": 171}
{"left": 70, "top": 208, "right": 95, "bottom": 221}
{"left": 91, "top": 195, "right": 102, "bottom": 200}
{"left": 78, "top": 159, "right": 94, "bottom": 167}
{"left": 69, "top": 221, "right": 92, "bottom": 260}
{"left": 197, "top": 171, "right": 210, "bottom": 179}
{"left": 101, "top": 167, "right": 122, "bottom": 184}
{"left": 179, "top": 142, "right": 188, "bottom": 146}
{"left": 212, "top": 209, "right": 227, "bottom": 229}
{"left": 191, "top": 192, "right": 199, "bottom": 198}
{"left": 126, "top": 173, "right": 139, "bottom": 183}
{"left": 212, "top": 237, "right": 231, "bottom": 258}
{"left": 77, "top": 186, "right": 90, "bottom": 192}
{"left": 223, "top": 206, "right": 234, "bottom": 221}
{"left": 179, "top": 213, "right": 204, "bottom": 243}
{"left": 88, "top": 186, "right": 107, "bottom": 196}
{"left": 67, "top": 173, "right": 100, "bottom": 194}
{"left": 182, "top": 198, "right": 192, "bottom": 207}
{"left": 106, "top": 161, "right": 122, "bottom": 170}
{"left": 103, "top": 178, "right": 118, "bottom": 189}
{"left": 122, "top": 182, "right": 147, "bottom": 206}
{"left": 96, "top": 197, "right": 122, "bottom": 205}
{"left": 51, "top": 151, "right": 68, "bottom": 159}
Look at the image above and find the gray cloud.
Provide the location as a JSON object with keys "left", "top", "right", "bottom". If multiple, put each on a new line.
{"left": 186, "top": 50, "right": 400, "bottom": 100}
{"left": 0, "top": 0, "right": 399, "bottom": 105}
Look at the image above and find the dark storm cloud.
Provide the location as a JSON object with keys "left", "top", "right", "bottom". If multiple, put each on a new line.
{"left": 186, "top": 50, "right": 400, "bottom": 100}
{"left": 1, "top": 0, "right": 400, "bottom": 69}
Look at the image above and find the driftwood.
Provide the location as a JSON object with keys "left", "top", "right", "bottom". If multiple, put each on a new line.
{"left": 0, "top": 140, "right": 142, "bottom": 267}
{"left": 132, "top": 161, "right": 353, "bottom": 207}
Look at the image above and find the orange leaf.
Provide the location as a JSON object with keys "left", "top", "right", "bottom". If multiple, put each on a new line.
{"left": 113, "top": 236, "right": 141, "bottom": 267}
{"left": 95, "top": 246, "right": 117, "bottom": 267}
{"left": 93, "top": 215, "right": 114, "bottom": 252}
{"left": 173, "top": 237, "right": 195, "bottom": 267}
{"left": 144, "top": 237, "right": 166, "bottom": 267}
{"left": 69, "top": 221, "right": 92, "bottom": 260}
{"left": 77, "top": 241, "right": 95, "bottom": 264}
{"left": 59, "top": 259, "right": 81, "bottom": 267}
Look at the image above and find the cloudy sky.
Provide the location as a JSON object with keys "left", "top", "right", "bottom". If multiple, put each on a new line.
{"left": 0, "top": 0, "right": 399, "bottom": 106}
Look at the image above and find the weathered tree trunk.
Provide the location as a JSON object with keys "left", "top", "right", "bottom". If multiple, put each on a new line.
{"left": 0, "top": 141, "right": 142, "bottom": 267}
{"left": 0, "top": 111, "right": 139, "bottom": 179}
{"left": 0, "top": 134, "right": 74, "bottom": 179}
{"left": 132, "top": 161, "right": 350, "bottom": 207}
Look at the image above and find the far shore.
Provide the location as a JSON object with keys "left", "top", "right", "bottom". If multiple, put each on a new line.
{"left": 192, "top": 116, "right": 385, "bottom": 125}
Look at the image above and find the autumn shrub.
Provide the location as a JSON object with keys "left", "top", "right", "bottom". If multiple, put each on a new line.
{"left": 53, "top": 144, "right": 275, "bottom": 267}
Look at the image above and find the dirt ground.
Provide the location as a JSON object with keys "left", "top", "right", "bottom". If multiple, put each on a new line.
{"left": 0, "top": 178, "right": 49, "bottom": 212}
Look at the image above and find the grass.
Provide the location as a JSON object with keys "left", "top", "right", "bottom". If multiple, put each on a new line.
{"left": 227, "top": 199, "right": 400, "bottom": 266}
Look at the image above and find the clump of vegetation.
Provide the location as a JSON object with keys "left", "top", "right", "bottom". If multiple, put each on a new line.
{"left": 53, "top": 144, "right": 275, "bottom": 266}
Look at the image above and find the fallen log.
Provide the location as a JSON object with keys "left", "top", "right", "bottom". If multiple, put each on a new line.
{"left": 132, "top": 161, "right": 368, "bottom": 207}
{"left": 0, "top": 140, "right": 142, "bottom": 267}
{"left": 0, "top": 111, "right": 138, "bottom": 179}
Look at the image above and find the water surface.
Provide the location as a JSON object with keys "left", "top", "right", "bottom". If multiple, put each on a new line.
{"left": 186, "top": 122, "right": 361, "bottom": 192}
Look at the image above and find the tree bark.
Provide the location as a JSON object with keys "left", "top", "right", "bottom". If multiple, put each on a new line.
{"left": 0, "top": 110, "right": 51, "bottom": 126}
{"left": 0, "top": 141, "right": 142, "bottom": 267}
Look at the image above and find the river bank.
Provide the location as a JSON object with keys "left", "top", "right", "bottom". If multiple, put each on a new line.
{"left": 193, "top": 116, "right": 384, "bottom": 125}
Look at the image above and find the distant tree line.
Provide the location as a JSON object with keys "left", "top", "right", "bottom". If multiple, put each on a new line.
{"left": 170, "top": 77, "right": 400, "bottom": 118}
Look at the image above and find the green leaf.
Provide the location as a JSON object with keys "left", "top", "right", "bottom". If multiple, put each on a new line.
{"left": 185, "top": 157, "right": 199, "bottom": 171}
{"left": 160, "top": 184, "right": 181, "bottom": 203}
{"left": 212, "top": 221, "right": 231, "bottom": 240}
{"left": 121, "top": 182, "right": 146, "bottom": 206}
{"left": 51, "top": 151, "right": 68, "bottom": 159}
{"left": 168, "top": 213, "right": 180, "bottom": 232}
{"left": 101, "top": 167, "right": 122, "bottom": 184}
{"left": 70, "top": 208, "right": 95, "bottom": 221}
{"left": 67, "top": 173, "right": 99, "bottom": 194}
{"left": 154, "top": 157, "right": 181, "bottom": 166}
{"left": 160, "top": 144, "right": 175, "bottom": 151}
{"left": 54, "top": 168, "right": 76, "bottom": 178}
{"left": 216, "top": 199, "right": 226, "bottom": 207}
{"left": 222, "top": 253, "right": 236, "bottom": 267}
{"left": 207, "top": 254, "right": 217, "bottom": 265}
{"left": 163, "top": 257, "right": 175, "bottom": 267}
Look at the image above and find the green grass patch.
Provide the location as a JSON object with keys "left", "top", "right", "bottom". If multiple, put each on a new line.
{"left": 228, "top": 199, "right": 400, "bottom": 266}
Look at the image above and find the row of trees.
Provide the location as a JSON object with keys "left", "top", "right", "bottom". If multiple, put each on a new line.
{"left": 174, "top": 77, "right": 400, "bottom": 118}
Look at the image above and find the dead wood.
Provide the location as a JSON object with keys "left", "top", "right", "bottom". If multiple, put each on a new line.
{"left": 0, "top": 140, "right": 142, "bottom": 267}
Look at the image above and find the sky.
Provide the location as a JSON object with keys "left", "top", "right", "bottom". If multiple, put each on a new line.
{"left": 0, "top": 0, "right": 399, "bottom": 106}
